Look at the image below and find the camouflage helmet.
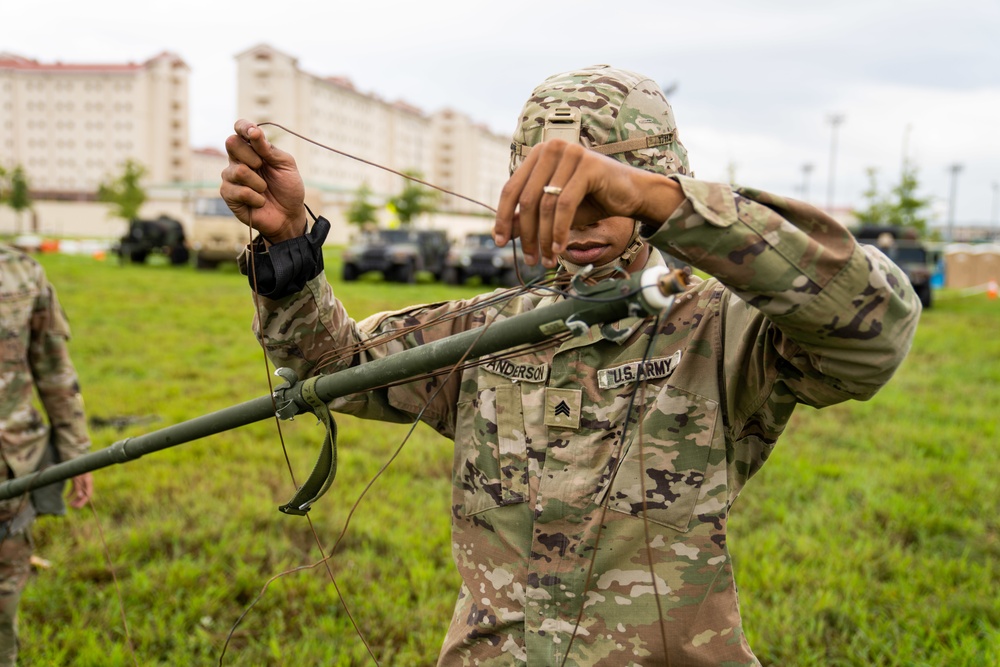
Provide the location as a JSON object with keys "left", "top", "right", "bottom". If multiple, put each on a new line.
{"left": 509, "top": 64, "right": 690, "bottom": 177}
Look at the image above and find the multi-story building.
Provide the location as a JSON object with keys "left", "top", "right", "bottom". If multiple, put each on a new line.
{"left": 429, "top": 107, "right": 512, "bottom": 216}
{"left": 0, "top": 50, "right": 190, "bottom": 198}
{"left": 235, "top": 44, "right": 509, "bottom": 242}
{"left": 1, "top": 45, "right": 510, "bottom": 243}
{"left": 236, "top": 44, "right": 430, "bottom": 200}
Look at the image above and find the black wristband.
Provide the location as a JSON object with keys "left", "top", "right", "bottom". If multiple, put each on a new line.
{"left": 245, "top": 216, "right": 330, "bottom": 298}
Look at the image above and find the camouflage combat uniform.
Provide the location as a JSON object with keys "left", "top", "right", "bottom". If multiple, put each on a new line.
{"left": 247, "top": 180, "right": 919, "bottom": 666}
{"left": 242, "top": 66, "right": 920, "bottom": 665}
{"left": 0, "top": 244, "right": 91, "bottom": 665}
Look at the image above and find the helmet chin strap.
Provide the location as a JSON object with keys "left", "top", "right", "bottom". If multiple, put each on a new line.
{"left": 557, "top": 220, "right": 645, "bottom": 279}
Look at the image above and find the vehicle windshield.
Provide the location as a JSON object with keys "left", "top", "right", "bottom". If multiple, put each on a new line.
{"left": 378, "top": 230, "right": 419, "bottom": 244}
{"left": 358, "top": 229, "right": 418, "bottom": 244}
{"left": 464, "top": 234, "right": 495, "bottom": 248}
{"left": 463, "top": 234, "right": 522, "bottom": 250}
{"left": 194, "top": 198, "right": 233, "bottom": 216}
{"left": 893, "top": 247, "right": 927, "bottom": 263}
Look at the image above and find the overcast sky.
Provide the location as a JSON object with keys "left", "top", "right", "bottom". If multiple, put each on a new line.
{"left": 6, "top": 0, "right": 999, "bottom": 226}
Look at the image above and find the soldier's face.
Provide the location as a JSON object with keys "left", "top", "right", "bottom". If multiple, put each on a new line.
{"left": 561, "top": 216, "right": 635, "bottom": 267}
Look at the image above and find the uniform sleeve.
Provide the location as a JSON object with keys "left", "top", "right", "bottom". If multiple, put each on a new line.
{"left": 646, "top": 176, "right": 921, "bottom": 439}
{"left": 252, "top": 271, "right": 492, "bottom": 439}
{"left": 28, "top": 272, "right": 91, "bottom": 463}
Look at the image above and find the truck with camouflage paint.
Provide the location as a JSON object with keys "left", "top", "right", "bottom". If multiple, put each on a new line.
{"left": 442, "top": 233, "right": 548, "bottom": 287}
{"left": 341, "top": 228, "right": 450, "bottom": 283}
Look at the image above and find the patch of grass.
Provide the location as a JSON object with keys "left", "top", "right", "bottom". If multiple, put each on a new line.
{"left": 16, "top": 253, "right": 1000, "bottom": 666}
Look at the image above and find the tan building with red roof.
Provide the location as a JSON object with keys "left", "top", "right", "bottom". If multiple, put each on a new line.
{"left": 0, "top": 51, "right": 191, "bottom": 197}
{"left": 0, "top": 46, "right": 509, "bottom": 243}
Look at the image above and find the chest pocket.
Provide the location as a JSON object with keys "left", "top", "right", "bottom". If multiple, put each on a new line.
{"left": 457, "top": 381, "right": 528, "bottom": 516}
{"left": 602, "top": 385, "right": 719, "bottom": 532}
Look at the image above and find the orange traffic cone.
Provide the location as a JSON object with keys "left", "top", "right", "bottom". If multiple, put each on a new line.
{"left": 988, "top": 279, "right": 998, "bottom": 300}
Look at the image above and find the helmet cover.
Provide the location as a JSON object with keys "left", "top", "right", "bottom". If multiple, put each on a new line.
{"left": 509, "top": 64, "right": 690, "bottom": 177}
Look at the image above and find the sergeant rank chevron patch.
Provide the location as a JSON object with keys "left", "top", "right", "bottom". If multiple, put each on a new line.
{"left": 544, "top": 388, "right": 582, "bottom": 429}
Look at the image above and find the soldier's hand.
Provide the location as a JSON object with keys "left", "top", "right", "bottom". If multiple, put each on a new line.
{"left": 494, "top": 139, "right": 683, "bottom": 267}
{"left": 221, "top": 120, "right": 308, "bottom": 244}
{"left": 67, "top": 472, "right": 93, "bottom": 509}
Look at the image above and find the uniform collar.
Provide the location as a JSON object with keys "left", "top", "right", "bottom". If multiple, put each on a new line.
{"left": 554, "top": 249, "right": 670, "bottom": 352}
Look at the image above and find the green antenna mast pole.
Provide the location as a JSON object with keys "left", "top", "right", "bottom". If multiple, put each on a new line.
{"left": 0, "top": 268, "right": 685, "bottom": 501}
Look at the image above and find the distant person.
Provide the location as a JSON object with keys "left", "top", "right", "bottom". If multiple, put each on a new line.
{"left": 0, "top": 243, "right": 94, "bottom": 666}
{"left": 221, "top": 65, "right": 920, "bottom": 665}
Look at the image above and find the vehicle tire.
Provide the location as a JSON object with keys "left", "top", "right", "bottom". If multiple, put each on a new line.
{"left": 443, "top": 266, "right": 463, "bottom": 285}
{"left": 170, "top": 246, "right": 190, "bottom": 265}
{"left": 129, "top": 249, "right": 149, "bottom": 264}
{"left": 195, "top": 255, "right": 218, "bottom": 270}
{"left": 394, "top": 262, "right": 416, "bottom": 284}
{"left": 500, "top": 269, "right": 521, "bottom": 287}
{"left": 342, "top": 263, "right": 359, "bottom": 281}
{"left": 915, "top": 282, "right": 933, "bottom": 309}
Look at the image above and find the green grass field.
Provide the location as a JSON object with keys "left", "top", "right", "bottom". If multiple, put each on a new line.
{"left": 14, "top": 250, "right": 1000, "bottom": 666}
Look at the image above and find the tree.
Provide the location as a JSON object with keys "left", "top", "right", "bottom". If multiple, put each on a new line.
{"left": 852, "top": 161, "right": 933, "bottom": 235}
{"left": 98, "top": 159, "right": 147, "bottom": 222}
{"left": 387, "top": 171, "right": 437, "bottom": 226}
{"left": 0, "top": 165, "right": 32, "bottom": 233}
{"left": 346, "top": 182, "right": 379, "bottom": 228}
{"left": 889, "top": 162, "right": 933, "bottom": 234}
{"left": 854, "top": 167, "right": 890, "bottom": 228}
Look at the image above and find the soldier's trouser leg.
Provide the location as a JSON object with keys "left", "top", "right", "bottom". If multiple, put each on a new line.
{"left": 0, "top": 532, "right": 33, "bottom": 667}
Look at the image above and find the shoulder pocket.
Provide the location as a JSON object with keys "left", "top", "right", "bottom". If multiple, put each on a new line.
{"left": 456, "top": 376, "right": 528, "bottom": 516}
{"left": 0, "top": 291, "right": 33, "bottom": 352}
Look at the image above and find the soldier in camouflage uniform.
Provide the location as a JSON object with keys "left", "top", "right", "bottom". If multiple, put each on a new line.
{"left": 0, "top": 244, "right": 93, "bottom": 666}
{"left": 221, "top": 65, "right": 920, "bottom": 665}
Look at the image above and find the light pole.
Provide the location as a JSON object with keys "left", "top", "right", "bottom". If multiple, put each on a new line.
{"left": 826, "top": 114, "right": 845, "bottom": 214}
{"left": 800, "top": 163, "right": 814, "bottom": 202}
{"left": 992, "top": 181, "right": 999, "bottom": 242}
{"left": 946, "top": 163, "right": 963, "bottom": 243}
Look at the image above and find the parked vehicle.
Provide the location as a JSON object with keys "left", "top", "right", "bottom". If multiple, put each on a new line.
{"left": 189, "top": 197, "right": 246, "bottom": 269}
{"left": 341, "top": 228, "right": 450, "bottom": 283}
{"left": 855, "top": 226, "right": 934, "bottom": 308}
{"left": 443, "top": 233, "right": 547, "bottom": 287}
{"left": 115, "top": 215, "right": 189, "bottom": 266}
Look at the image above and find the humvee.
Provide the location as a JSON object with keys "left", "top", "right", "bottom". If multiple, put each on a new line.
{"left": 855, "top": 226, "right": 934, "bottom": 308}
{"left": 190, "top": 197, "right": 246, "bottom": 269}
{"left": 115, "top": 215, "right": 189, "bottom": 266}
{"left": 443, "top": 233, "right": 547, "bottom": 287}
{"left": 341, "top": 228, "right": 450, "bottom": 283}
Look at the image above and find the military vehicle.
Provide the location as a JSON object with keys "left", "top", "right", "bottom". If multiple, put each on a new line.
{"left": 443, "top": 233, "right": 548, "bottom": 287}
{"left": 189, "top": 197, "right": 246, "bottom": 269}
{"left": 341, "top": 228, "right": 450, "bottom": 283}
{"left": 115, "top": 215, "right": 189, "bottom": 265}
{"left": 855, "top": 226, "right": 933, "bottom": 308}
